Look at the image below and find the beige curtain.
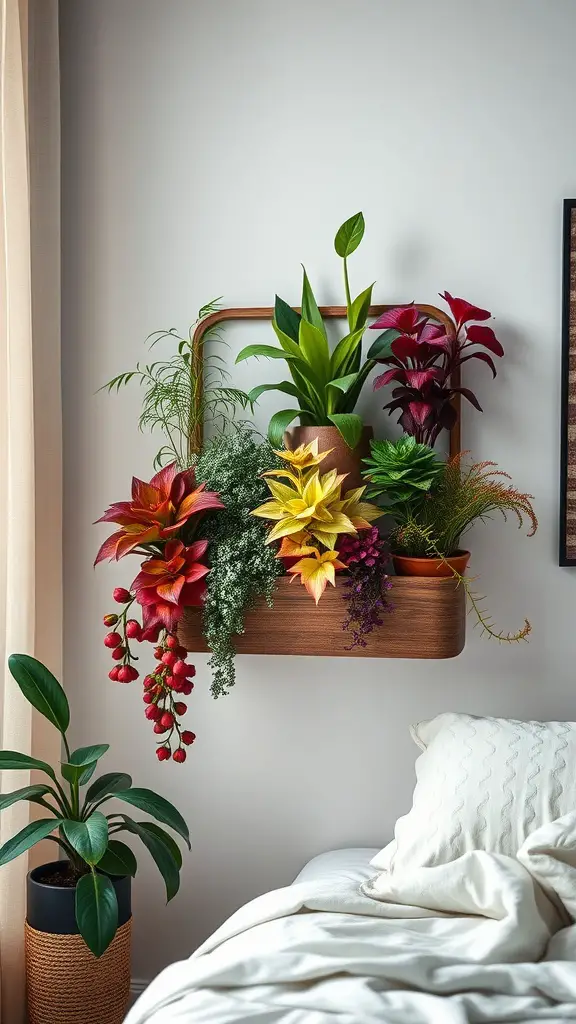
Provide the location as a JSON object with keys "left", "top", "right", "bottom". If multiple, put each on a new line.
{"left": 0, "top": 0, "right": 61, "bottom": 1020}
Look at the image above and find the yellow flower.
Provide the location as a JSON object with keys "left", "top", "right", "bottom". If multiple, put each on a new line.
{"left": 272, "top": 438, "right": 333, "bottom": 471}
{"left": 276, "top": 532, "right": 317, "bottom": 559}
{"left": 288, "top": 549, "right": 346, "bottom": 604}
{"left": 252, "top": 467, "right": 381, "bottom": 551}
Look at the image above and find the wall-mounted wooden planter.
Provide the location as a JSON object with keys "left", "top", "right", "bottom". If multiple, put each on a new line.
{"left": 179, "top": 576, "right": 465, "bottom": 659}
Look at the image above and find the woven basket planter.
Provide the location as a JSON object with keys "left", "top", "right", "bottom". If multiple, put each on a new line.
{"left": 26, "top": 861, "right": 132, "bottom": 1024}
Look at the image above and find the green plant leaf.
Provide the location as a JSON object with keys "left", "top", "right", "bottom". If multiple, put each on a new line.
{"left": 274, "top": 296, "right": 301, "bottom": 343}
{"left": 0, "top": 751, "right": 56, "bottom": 781}
{"left": 69, "top": 745, "right": 109, "bottom": 768}
{"left": 327, "top": 373, "right": 358, "bottom": 394}
{"left": 85, "top": 772, "right": 132, "bottom": 806}
{"left": 339, "top": 358, "right": 376, "bottom": 413}
{"left": 63, "top": 812, "right": 109, "bottom": 866}
{"left": 118, "top": 817, "right": 180, "bottom": 901}
{"left": 61, "top": 760, "right": 99, "bottom": 786}
{"left": 267, "top": 409, "right": 302, "bottom": 448}
{"left": 8, "top": 654, "right": 70, "bottom": 735}
{"left": 114, "top": 789, "right": 190, "bottom": 848}
{"left": 0, "top": 818, "right": 63, "bottom": 868}
{"left": 75, "top": 871, "right": 118, "bottom": 957}
{"left": 350, "top": 283, "right": 375, "bottom": 332}
{"left": 97, "top": 840, "right": 137, "bottom": 877}
{"left": 0, "top": 785, "right": 53, "bottom": 813}
{"left": 366, "top": 328, "right": 401, "bottom": 361}
{"left": 139, "top": 822, "right": 183, "bottom": 870}
{"left": 247, "top": 382, "right": 300, "bottom": 403}
{"left": 301, "top": 267, "right": 327, "bottom": 339}
{"left": 330, "top": 327, "right": 366, "bottom": 379}
{"left": 327, "top": 413, "right": 363, "bottom": 450}
{"left": 78, "top": 762, "right": 98, "bottom": 787}
{"left": 271, "top": 320, "right": 302, "bottom": 359}
{"left": 298, "top": 319, "right": 331, "bottom": 385}
{"left": 235, "top": 344, "right": 297, "bottom": 364}
{"left": 334, "top": 212, "right": 365, "bottom": 258}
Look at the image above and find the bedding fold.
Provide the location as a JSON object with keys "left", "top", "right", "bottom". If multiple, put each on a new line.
{"left": 126, "top": 813, "right": 576, "bottom": 1023}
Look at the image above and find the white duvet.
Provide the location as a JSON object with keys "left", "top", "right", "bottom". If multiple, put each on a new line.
{"left": 126, "top": 814, "right": 576, "bottom": 1023}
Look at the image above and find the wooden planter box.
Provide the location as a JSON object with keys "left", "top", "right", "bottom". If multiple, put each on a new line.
{"left": 179, "top": 576, "right": 465, "bottom": 659}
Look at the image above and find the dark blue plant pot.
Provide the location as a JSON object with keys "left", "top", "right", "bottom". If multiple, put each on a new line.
{"left": 27, "top": 860, "right": 131, "bottom": 934}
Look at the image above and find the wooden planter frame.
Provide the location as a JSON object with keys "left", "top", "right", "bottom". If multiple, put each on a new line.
{"left": 182, "top": 303, "right": 465, "bottom": 660}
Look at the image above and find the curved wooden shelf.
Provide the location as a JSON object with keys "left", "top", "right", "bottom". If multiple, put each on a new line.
{"left": 179, "top": 576, "right": 466, "bottom": 660}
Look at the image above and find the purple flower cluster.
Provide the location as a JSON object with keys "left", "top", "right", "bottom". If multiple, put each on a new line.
{"left": 338, "top": 528, "right": 393, "bottom": 649}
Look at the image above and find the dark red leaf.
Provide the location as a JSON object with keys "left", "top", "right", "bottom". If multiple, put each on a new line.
{"left": 408, "top": 400, "right": 434, "bottom": 426}
{"left": 453, "top": 387, "right": 483, "bottom": 412}
{"left": 419, "top": 323, "right": 450, "bottom": 347}
{"left": 404, "top": 369, "right": 441, "bottom": 389}
{"left": 373, "top": 368, "right": 403, "bottom": 390}
{"left": 459, "top": 350, "right": 498, "bottom": 378}
{"left": 390, "top": 334, "right": 423, "bottom": 361}
{"left": 465, "top": 324, "right": 504, "bottom": 357}
{"left": 370, "top": 305, "right": 419, "bottom": 333}
{"left": 440, "top": 291, "right": 491, "bottom": 327}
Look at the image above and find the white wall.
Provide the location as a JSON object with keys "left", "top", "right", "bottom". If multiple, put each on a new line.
{"left": 60, "top": 0, "right": 576, "bottom": 984}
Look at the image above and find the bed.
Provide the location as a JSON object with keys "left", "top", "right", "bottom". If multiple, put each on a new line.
{"left": 126, "top": 714, "right": 576, "bottom": 1023}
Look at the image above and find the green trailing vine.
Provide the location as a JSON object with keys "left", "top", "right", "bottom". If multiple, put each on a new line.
{"left": 101, "top": 299, "right": 253, "bottom": 469}
{"left": 195, "top": 429, "right": 284, "bottom": 697}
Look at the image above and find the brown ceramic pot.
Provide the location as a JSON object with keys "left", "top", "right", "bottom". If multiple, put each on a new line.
{"left": 392, "top": 550, "right": 470, "bottom": 578}
{"left": 284, "top": 425, "right": 373, "bottom": 491}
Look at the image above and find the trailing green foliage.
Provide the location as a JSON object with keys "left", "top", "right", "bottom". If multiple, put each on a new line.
{"left": 0, "top": 655, "right": 189, "bottom": 957}
{"left": 195, "top": 429, "right": 284, "bottom": 697}
{"left": 101, "top": 299, "right": 254, "bottom": 469}
{"left": 363, "top": 436, "right": 443, "bottom": 508}
{"left": 235, "top": 213, "right": 377, "bottom": 449}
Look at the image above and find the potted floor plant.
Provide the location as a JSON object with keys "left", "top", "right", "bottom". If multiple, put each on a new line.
{"left": 0, "top": 654, "right": 189, "bottom": 1024}
{"left": 236, "top": 213, "right": 386, "bottom": 488}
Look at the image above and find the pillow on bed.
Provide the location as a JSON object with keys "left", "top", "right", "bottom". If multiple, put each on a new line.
{"left": 371, "top": 711, "right": 576, "bottom": 874}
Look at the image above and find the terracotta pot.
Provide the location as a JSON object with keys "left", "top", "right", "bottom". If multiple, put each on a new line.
{"left": 284, "top": 425, "right": 373, "bottom": 491}
{"left": 392, "top": 550, "right": 470, "bottom": 578}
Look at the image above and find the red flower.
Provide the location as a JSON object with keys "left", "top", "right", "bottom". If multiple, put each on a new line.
{"left": 95, "top": 463, "right": 223, "bottom": 564}
{"left": 131, "top": 539, "right": 209, "bottom": 631}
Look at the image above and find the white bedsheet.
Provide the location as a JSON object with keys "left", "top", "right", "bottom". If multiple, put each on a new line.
{"left": 126, "top": 817, "right": 576, "bottom": 1023}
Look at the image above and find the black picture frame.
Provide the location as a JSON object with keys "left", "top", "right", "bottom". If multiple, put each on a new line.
{"left": 560, "top": 198, "right": 576, "bottom": 565}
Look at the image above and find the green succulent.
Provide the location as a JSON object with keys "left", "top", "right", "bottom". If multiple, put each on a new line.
{"left": 363, "top": 435, "right": 443, "bottom": 507}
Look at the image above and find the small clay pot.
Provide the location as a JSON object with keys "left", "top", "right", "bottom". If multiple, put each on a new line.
{"left": 392, "top": 550, "right": 470, "bottom": 578}
{"left": 284, "top": 425, "right": 373, "bottom": 491}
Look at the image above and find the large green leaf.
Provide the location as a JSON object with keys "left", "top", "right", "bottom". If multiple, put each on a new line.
{"left": 330, "top": 328, "right": 366, "bottom": 378}
{"left": 0, "top": 751, "right": 56, "bottom": 781}
{"left": 61, "top": 760, "right": 99, "bottom": 786}
{"left": 119, "top": 817, "right": 180, "bottom": 901}
{"left": 140, "top": 822, "right": 183, "bottom": 870}
{"left": 85, "top": 772, "right": 132, "bottom": 806}
{"left": 271, "top": 320, "right": 303, "bottom": 359}
{"left": 274, "top": 295, "right": 301, "bottom": 343}
{"left": 75, "top": 871, "right": 118, "bottom": 957}
{"left": 366, "top": 328, "right": 401, "bottom": 361}
{"left": 298, "top": 320, "right": 331, "bottom": 385}
{"left": 327, "top": 373, "right": 358, "bottom": 395}
{"left": 63, "top": 812, "right": 109, "bottom": 866}
{"left": 339, "top": 359, "right": 376, "bottom": 413}
{"left": 0, "top": 818, "right": 63, "bottom": 868}
{"left": 235, "top": 344, "right": 297, "bottom": 364}
{"left": 267, "top": 409, "right": 302, "bottom": 448}
{"left": 350, "top": 283, "right": 375, "bottom": 332}
{"left": 327, "top": 413, "right": 364, "bottom": 450}
{"left": 114, "top": 788, "right": 190, "bottom": 848}
{"left": 301, "top": 267, "right": 327, "bottom": 339}
{"left": 334, "top": 212, "right": 365, "bottom": 258}
{"left": 69, "top": 744, "right": 110, "bottom": 767}
{"left": 0, "top": 785, "right": 53, "bottom": 813}
{"left": 96, "top": 840, "right": 137, "bottom": 878}
{"left": 247, "top": 381, "right": 300, "bottom": 404}
{"left": 8, "top": 654, "right": 69, "bottom": 735}
{"left": 78, "top": 762, "right": 98, "bottom": 787}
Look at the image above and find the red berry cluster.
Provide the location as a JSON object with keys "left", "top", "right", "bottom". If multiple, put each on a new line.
{"left": 102, "top": 587, "right": 196, "bottom": 763}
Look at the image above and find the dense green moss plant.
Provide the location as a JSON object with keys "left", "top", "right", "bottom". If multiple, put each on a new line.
{"left": 195, "top": 429, "right": 283, "bottom": 697}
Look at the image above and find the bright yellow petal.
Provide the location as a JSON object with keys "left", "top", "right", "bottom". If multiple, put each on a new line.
{"left": 251, "top": 500, "right": 286, "bottom": 520}
{"left": 340, "top": 486, "right": 366, "bottom": 505}
{"left": 266, "top": 518, "right": 311, "bottom": 543}
{"left": 288, "top": 555, "right": 332, "bottom": 604}
{"left": 350, "top": 500, "right": 382, "bottom": 523}
{"left": 261, "top": 468, "right": 301, "bottom": 488}
{"left": 276, "top": 533, "right": 317, "bottom": 558}
{"left": 309, "top": 529, "right": 337, "bottom": 550}
{"left": 267, "top": 479, "right": 300, "bottom": 505}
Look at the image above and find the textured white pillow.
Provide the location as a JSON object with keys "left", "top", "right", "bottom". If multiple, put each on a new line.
{"left": 372, "top": 712, "right": 576, "bottom": 874}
